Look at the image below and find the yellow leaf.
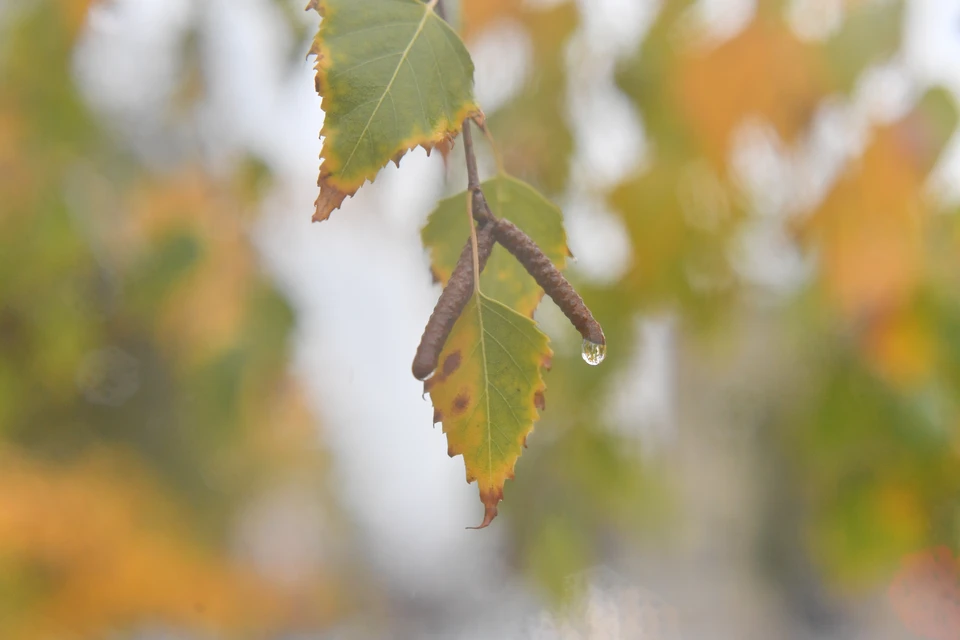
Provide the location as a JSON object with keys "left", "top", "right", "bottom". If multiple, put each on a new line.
{"left": 425, "top": 292, "right": 551, "bottom": 528}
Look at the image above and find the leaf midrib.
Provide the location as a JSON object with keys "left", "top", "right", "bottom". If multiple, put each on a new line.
{"left": 476, "top": 294, "right": 493, "bottom": 488}
{"left": 339, "top": 2, "right": 434, "bottom": 177}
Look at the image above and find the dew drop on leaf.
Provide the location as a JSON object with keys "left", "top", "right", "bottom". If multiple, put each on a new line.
{"left": 581, "top": 339, "right": 606, "bottom": 366}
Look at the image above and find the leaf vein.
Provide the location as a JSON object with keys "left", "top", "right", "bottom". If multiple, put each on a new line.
{"left": 481, "top": 302, "right": 542, "bottom": 351}
{"left": 404, "top": 56, "right": 428, "bottom": 130}
{"left": 328, "top": 51, "right": 403, "bottom": 81}
{"left": 482, "top": 327, "right": 533, "bottom": 387}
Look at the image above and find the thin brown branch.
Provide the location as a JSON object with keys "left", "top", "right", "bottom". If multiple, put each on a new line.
{"left": 466, "top": 190, "right": 480, "bottom": 294}
{"left": 461, "top": 121, "right": 493, "bottom": 224}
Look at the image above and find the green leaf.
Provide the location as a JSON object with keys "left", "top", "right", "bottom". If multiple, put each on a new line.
{"left": 308, "top": 0, "right": 481, "bottom": 221}
{"left": 425, "top": 292, "right": 551, "bottom": 528}
{"left": 421, "top": 175, "right": 569, "bottom": 317}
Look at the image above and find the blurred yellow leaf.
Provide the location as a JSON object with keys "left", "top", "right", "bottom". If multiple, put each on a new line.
{"left": 810, "top": 480, "right": 928, "bottom": 588}
{"left": 117, "top": 172, "right": 256, "bottom": 364}
{"left": 0, "top": 451, "right": 289, "bottom": 639}
{"left": 863, "top": 306, "right": 934, "bottom": 389}
{"left": 57, "top": 0, "right": 96, "bottom": 42}
{"left": 461, "top": 0, "right": 523, "bottom": 38}
{"left": 676, "top": 18, "right": 824, "bottom": 167}
{"left": 800, "top": 127, "right": 925, "bottom": 322}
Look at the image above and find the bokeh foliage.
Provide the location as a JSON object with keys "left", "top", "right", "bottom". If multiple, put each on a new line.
{"left": 5, "top": 0, "right": 960, "bottom": 635}
{"left": 464, "top": 0, "right": 960, "bottom": 609}
{"left": 0, "top": 1, "right": 345, "bottom": 637}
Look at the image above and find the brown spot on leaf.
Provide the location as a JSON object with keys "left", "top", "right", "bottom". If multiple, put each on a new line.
{"left": 433, "top": 408, "right": 442, "bottom": 424}
{"left": 542, "top": 354, "right": 553, "bottom": 371}
{"left": 452, "top": 392, "right": 470, "bottom": 415}
{"left": 442, "top": 351, "right": 461, "bottom": 377}
{"left": 534, "top": 390, "right": 545, "bottom": 411}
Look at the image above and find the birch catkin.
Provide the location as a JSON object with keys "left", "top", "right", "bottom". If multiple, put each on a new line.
{"left": 493, "top": 219, "right": 605, "bottom": 345}
{"left": 412, "top": 222, "right": 497, "bottom": 380}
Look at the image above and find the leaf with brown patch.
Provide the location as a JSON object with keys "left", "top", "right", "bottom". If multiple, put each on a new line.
{"left": 307, "top": 0, "right": 481, "bottom": 221}
{"left": 424, "top": 292, "right": 551, "bottom": 528}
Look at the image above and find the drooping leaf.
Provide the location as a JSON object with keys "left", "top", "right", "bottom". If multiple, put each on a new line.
{"left": 421, "top": 175, "right": 569, "bottom": 316}
{"left": 308, "top": 0, "right": 481, "bottom": 221}
{"left": 425, "top": 292, "right": 551, "bottom": 528}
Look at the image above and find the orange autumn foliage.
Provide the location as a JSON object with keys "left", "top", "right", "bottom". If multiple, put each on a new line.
{"left": 0, "top": 451, "right": 287, "bottom": 639}
{"left": 460, "top": 0, "right": 518, "bottom": 39}
{"left": 58, "top": 0, "right": 97, "bottom": 42}
{"left": 862, "top": 306, "right": 935, "bottom": 389}
{"left": 677, "top": 18, "right": 824, "bottom": 168}
{"left": 799, "top": 125, "right": 931, "bottom": 386}
{"left": 117, "top": 172, "right": 258, "bottom": 365}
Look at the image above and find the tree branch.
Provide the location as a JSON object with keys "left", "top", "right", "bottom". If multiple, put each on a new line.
{"left": 461, "top": 120, "right": 493, "bottom": 224}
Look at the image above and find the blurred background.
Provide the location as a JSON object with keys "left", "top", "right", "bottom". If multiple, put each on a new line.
{"left": 3, "top": 0, "right": 960, "bottom": 638}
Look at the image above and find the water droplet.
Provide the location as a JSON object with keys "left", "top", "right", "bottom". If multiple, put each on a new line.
{"left": 581, "top": 339, "right": 606, "bottom": 366}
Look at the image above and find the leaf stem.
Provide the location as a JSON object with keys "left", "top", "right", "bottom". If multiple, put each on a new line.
{"left": 467, "top": 190, "right": 481, "bottom": 294}
{"left": 475, "top": 119, "right": 506, "bottom": 176}
{"left": 462, "top": 120, "right": 485, "bottom": 293}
